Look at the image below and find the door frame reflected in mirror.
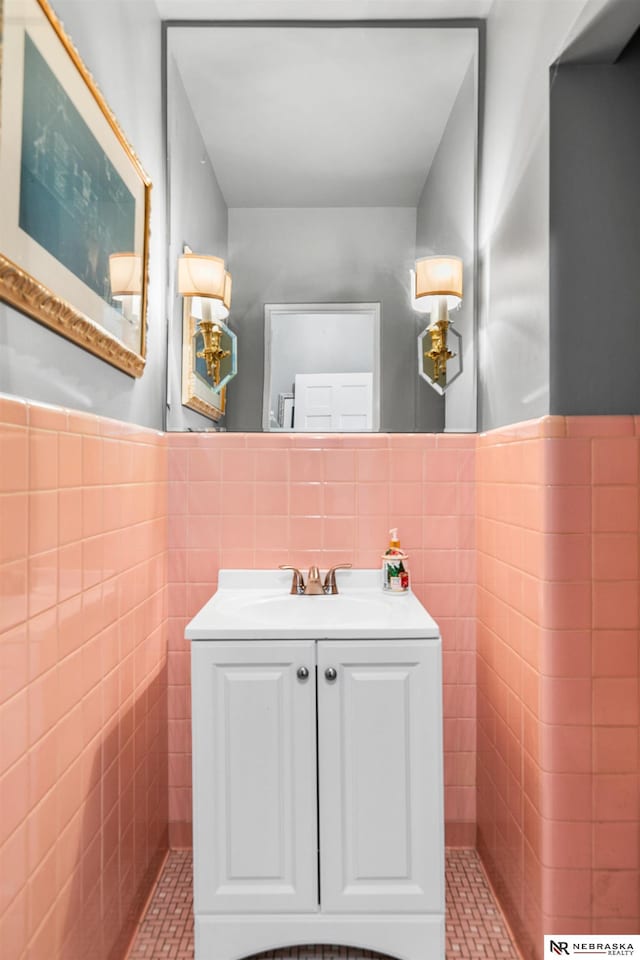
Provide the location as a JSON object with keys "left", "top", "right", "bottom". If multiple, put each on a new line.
{"left": 262, "top": 302, "right": 381, "bottom": 432}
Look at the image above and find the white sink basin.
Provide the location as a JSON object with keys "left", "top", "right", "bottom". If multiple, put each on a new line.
{"left": 185, "top": 569, "right": 440, "bottom": 640}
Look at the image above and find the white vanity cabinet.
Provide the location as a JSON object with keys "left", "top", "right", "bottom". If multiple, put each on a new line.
{"left": 187, "top": 571, "right": 445, "bottom": 960}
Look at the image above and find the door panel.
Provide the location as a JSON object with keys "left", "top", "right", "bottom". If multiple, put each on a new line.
{"left": 350, "top": 670, "right": 411, "bottom": 879}
{"left": 317, "top": 639, "right": 444, "bottom": 914}
{"left": 225, "top": 669, "right": 285, "bottom": 879}
{"left": 192, "top": 641, "right": 318, "bottom": 913}
{"left": 294, "top": 372, "right": 373, "bottom": 431}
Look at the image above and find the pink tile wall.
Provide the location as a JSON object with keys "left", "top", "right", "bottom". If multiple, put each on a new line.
{"left": 167, "top": 431, "right": 477, "bottom": 848}
{"left": 5, "top": 396, "right": 638, "bottom": 960}
{"left": 477, "top": 416, "right": 640, "bottom": 960}
{"left": 476, "top": 418, "right": 554, "bottom": 959}
{"left": 0, "top": 396, "right": 169, "bottom": 960}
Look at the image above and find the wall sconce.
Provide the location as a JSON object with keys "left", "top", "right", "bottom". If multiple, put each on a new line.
{"left": 177, "top": 252, "right": 237, "bottom": 391}
{"left": 191, "top": 270, "right": 232, "bottom": 324}
{"left": 178, "top": 252, "right": 226, "bottom": 300}
{"left": 414, "top": 255, "right": 463, "bottom": 395}
{"left": 188, "top": 270, "right": 233, "bottom": 384}
{"left": 109, "top": 252, "right": 142, "bottom": 324}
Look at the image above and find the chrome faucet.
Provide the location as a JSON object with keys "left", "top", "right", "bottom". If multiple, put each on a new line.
{"left": 279, "top": 563, "right": 352, "bottom": 595}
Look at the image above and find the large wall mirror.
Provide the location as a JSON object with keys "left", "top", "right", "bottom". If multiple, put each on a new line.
{"left": 164, "top": 20, "right": 482, "bottom": 433}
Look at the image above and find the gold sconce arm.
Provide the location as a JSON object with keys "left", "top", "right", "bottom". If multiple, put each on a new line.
{"left": 196, "top": 319, "right": 231, "bottom": 387}
{"left": 424, "top": 316, "right": 455, "bottom": 383}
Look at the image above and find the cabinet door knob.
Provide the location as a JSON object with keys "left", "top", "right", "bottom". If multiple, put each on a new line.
{"left": 324, "top": 667, "right": 338, "bottom": 682}
{"left": 296, "top": 666, "right": 309, "bottom": 681}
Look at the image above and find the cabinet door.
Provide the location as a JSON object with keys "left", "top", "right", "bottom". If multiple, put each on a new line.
{"left": 192, "top": 641, "right": 318, "bottom": 914}
{"left": 317, "top": 639, "right": 444, "bottom": 914}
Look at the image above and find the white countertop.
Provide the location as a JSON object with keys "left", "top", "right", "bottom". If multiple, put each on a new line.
{"left": 185, "top": 569, "right": 441, "bottom": 640}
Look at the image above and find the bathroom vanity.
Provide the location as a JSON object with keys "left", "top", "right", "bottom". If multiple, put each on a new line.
{"left": 186, "top": 569, "right": 444, "bottom": 960}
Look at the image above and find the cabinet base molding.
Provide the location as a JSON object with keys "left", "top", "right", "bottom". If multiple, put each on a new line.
{"left": 194, "top": 913, "right": 445, "bottom": 960}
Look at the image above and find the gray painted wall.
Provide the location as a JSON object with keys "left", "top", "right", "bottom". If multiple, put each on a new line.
{"left": 559, "top": 0, "right": 640, "bottom": 64}
{"left": 550, "top": 29, "right": 640, "bottom": 414}
{"left": 478, "top": 0, "right": 588, "bottom": 432}
{"left": 416, "top": 60, "right": 476, "bottom": 433}
{"left": 0, "top": 0, "right": 166, "bottom": 430}
{"left": 225, "top": 206, "right": 440, "bottom": 432}
{"left": 165, "top": 54, "right": 229, "bottom": 431}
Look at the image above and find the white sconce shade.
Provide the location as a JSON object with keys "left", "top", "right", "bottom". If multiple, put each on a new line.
{"left": 409, "top": 269, "right": 431, "bottom": 314}
{"left": 109, "top": 253, "right": 142, "bottom": 298}
{"left": 415, "top": 255, "right": 463, "bottom": 312}
{"left": 188, "top": 270, "right": 233, "bottom": 322}
{"left": 178, "top": 253, "right": 226, "bottom": 300}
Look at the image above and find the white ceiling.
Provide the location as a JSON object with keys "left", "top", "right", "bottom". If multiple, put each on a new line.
{"left": 168, "top": 24, "right": 478, "bottom": 207}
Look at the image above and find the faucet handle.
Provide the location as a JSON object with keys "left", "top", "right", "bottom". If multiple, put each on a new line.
{"left": 279, "top": 565, "right": 305, "bottom": 595}
{"left": 323, "top": 563, "right": 353, "bottom": 595}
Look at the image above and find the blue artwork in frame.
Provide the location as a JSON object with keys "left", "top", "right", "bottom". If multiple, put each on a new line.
{"left": 19, "top": 33, "right": 136, "bottom": 305}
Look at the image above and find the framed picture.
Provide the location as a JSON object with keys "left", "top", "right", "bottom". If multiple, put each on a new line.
{"left": 0, "top": 0, "right": 151, "bottom": 377}
{"left": 181, "top": 300, "right": 228, "bottom": 421}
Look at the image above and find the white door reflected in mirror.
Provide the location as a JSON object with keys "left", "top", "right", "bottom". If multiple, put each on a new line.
{"left": 263, "top": 303, "right": 380, "bottom": 432}
{"left": 294, "top": 372, "right": 374, "bottom": 432}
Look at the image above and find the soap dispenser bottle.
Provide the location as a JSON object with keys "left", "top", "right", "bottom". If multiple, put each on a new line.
{"left": 382, "top": 528, "right": 410, "bottom": 593}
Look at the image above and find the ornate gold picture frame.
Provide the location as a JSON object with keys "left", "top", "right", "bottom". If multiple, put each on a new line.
{"left": 0, "top": 0, "right": 151, "bottom": 377}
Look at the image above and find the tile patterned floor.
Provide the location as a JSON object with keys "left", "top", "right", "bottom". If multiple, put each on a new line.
{"left": 127, "top": 849, "right": 520, "bottom": 960}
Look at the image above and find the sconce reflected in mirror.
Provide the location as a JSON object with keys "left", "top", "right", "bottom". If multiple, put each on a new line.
{"left": 109, "top": 252, "right": 142, "bottom": 326}
{"left": 190, "top": 288, "right": 235, "bottom": 387}
{"left": 413, "top": 255, "right": 463, "bottom": 395}
{"left": 178, "top": 250, "right": 237, "bottom": 391}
